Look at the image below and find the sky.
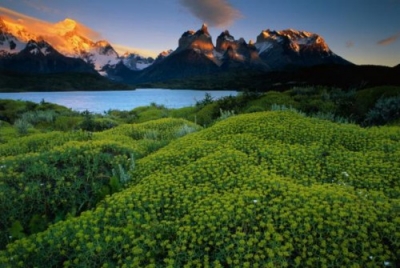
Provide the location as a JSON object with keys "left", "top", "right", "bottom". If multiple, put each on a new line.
{"left": 0, "top": 0, "right": 399, "bottom": 66}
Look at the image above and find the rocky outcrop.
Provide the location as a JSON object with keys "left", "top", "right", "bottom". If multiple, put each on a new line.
{"left": 177, "top": 24, "right": 214, "bottom": 54}
{"left": 255, "top": 29, "right": 351, "bottom": 69}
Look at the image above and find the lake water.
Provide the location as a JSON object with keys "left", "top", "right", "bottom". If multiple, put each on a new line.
{"left": 0, "top": 89, "right": 238, "bottom": 113}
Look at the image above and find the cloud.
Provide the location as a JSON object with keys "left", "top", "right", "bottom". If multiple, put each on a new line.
{"left": 0, "top": 6, "right": 50, "bottom": 24}
{"left": 112, "top": 44, "right": 159, "bottom": 58}
{"left": 377, "top": 32, "right": 400, "bottom": 45}
{"left": 0, "top": 7, "right": 158, "bottom": 58}
{"left": 0, "top": 7, "right": 101, "bottom": 41}
{"left": 179, "top": 0, "right": 242, "bottom": 28}
{"left": 346, "top": 41, "right": 354, "bottom": 48}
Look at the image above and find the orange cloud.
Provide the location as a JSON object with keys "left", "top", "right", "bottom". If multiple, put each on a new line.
{"left": 112, "top": 44, "right": 159, "bottom": 58}
{"left": 0, "top": 7, "right": 159, "bottom": 57}
{"left": 0, "top": 6, "right": 49, "bottom": 24}
{"left": 179, "top": 0, "right": 242, "bottom": 28}
{"left": 0, "top": 7, "right": 101, "bottom": 41}
{"left": 377, "top": 32, "right": 400, "bottom": 45}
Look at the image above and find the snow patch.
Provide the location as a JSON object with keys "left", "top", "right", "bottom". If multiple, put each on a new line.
{"left": 88, "top": 52, "right": 119, "bottom": 71}
{"left": 0, "top": 36, "right": 26, "bottom": 54}
{"left": 30, "top": 48, "right": 39, "bottom": 55}
{"left": 255, "top": 42, "right": 273, "bottom": 54}
{"left": 136, "top": 62, "right": 152, "bottom": 70}
{"left": 40, "top": 47, "right": 50, "bottom": 56}
{"left": 224, "top": 35, "right": 235, "bottom": 41}
{"left": 98, "top": 71, "right": 108, "bottom": 77}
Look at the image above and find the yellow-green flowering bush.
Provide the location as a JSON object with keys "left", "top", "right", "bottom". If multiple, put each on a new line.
{"left": 0, "top": 111, "right": 398, "bottom": 267}
{"left": 0, "top": 118, "right": 201, "bottom": 250}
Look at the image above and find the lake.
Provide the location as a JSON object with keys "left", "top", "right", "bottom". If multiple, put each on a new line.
{"left": 0, "top": 89, "right": 238, "bottom": 113}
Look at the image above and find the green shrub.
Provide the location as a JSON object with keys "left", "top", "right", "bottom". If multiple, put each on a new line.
{"left": 132, "top": 105, "right": 169, "bottom": 123}
{"left": 217, "top": 108, "right": 235, "bottom": 121}
{"left": 92, "top": 118, "right": 119, "bottom": 131}
{"left": 1, "top": 111, "right": 398, "bottom": 267}
{"left": 245, "top": 105, "right": 265, "bottom": 113}
{"left": 195, "top": 102, "right": 219, "bottom": 126}
{"left": 290, "top": 86, "right": 320, "bottom": 96}
{"left": 354, "top": 86, "right": 400, "bottom": 121}
{"left": 247, "top": 91, "right": 297, "bottom": 110}
{"left": 54, "top": 116, "right": 82, "bottom": 131}
{"left": 364, "top": 95, "right": 400, "bottom": 126}
{"left": 195, "top": 92, "right": 214, "bottom": 108}
{"left": 169, "top": 106, "right": 197, "bottom": 122}
{"left": 175, "top": 124, "right": 199, "bottom": 138}
{"left": 13, "top": 119, "right": 32, "bottom": 135}
{"left": 79, "top": 110, "right": 96, "bottom": 131}
{"left": 0, "top": 140, "right": 136, "bottom": 249}
{"left": 21, "top": 110, "right": 56, "bottom": 125}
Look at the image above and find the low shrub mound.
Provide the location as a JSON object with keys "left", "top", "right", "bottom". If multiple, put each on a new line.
{"left": 0, "top": 111, "right": 399, "bottom": 267}
{"left": 0, "top": 118, "right": 201, "bottom": 250}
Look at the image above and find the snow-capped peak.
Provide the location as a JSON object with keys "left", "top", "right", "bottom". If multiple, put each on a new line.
{"left": 94, "top": 40, "right": 110, "bottom": 47}
{"left": 54, "top": 18, "right": 78, "bottom": 36}
{"left": 0, "top": 17, "right": 6, "bottom": 30}
{"left": 119, "top": 52, "right": 154, "bottom": 71}
{"left": 25, "top": 40, "right": 55, "bottom": 56}
{"left": 256, "top": 28, "right": 330, "bottom": 54}
{"left": 200, "top": 23, "right": 210, "bottom": 36}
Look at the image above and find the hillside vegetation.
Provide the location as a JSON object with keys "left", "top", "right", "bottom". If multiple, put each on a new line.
{"left": 0, "top": 86, "right": 399, "bottom": 267}
{"left": 0, "top": 71, "right": 133, "bottom": 92}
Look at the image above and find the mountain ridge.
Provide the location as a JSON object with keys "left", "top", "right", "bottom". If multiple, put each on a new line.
{"left": 128, "top": 24, "right": 351, "bottom": 84}
{"left": 0, "top": 16, "right": 154, "bottom": 74}
{"left": 2, "top": 14, "right": 397, "bottom": 91}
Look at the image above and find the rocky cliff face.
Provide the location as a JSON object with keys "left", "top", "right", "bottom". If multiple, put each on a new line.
{"left": 255, "top": 29, "right": 351, "bottom": 69}
{"left": 216, "top": 30, "right": 267, "bottom": 69}
{"left": 177, "top": 24, "right": 214, "bottom": 53}
{"left": 133, "top": 24, "right": 353, "bottom": 84}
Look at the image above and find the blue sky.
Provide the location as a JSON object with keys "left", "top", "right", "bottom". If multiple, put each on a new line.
{"left": 1, "top": 0, "right": 399, "bottom": 66}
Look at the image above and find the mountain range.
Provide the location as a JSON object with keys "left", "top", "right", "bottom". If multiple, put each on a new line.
{"left": 0, "top": 16, "right": 399, "bottom": 91}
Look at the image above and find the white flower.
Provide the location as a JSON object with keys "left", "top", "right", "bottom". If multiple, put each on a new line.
{"left": 384, "top": 261, "right": 391, "bottom": 266}
{"left": 0, "top": 165, "right": 5, "bottom": 169}
{"left": 253, "top": 199, "right": 258, "bottom": 203}
{"left": 341, "top": 171, "right": 349, "bottom": 177}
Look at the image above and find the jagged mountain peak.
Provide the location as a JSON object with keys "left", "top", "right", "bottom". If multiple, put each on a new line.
{"left": 120, "top": 52, "right": 154, "bottom": 71}
{"left": 256, "top": 28, "right": 330, "bottom": 53}
{"left": 278, "top": 29, "right": 313, "bottom": 38}
{"left": 55, "top": 18, "right": 79, "bottom": 34}
{"left": 218, "top": 30, "right": 234, "bottom": 41}
{"left": 153, "top": 49, "right": 173, "bottom": 64}
{"left": 198, "top": 23, "right": 210, "bottom": 36}
{"left": 178, "top": 24, "right": 214, "bottom": 53}
{"left": 0, "top": 19, "right": 36, "bottom": 42}
{"left": 94, "top": 40, "right": 111, "bottom": 47}
{"left": 216, "top": 30, "right": 247, "bottom": 53}
{"left": 254, "top": 28, "right": 350, "bottom": 69}
{"left": 159, "top": 49, "right": 173, "bottom": 57}
{"left": 20, "top": 39, "right": 61, "bottom": 57}
{"left": 0, "top": 15, "right": 154, "bottom": 74}
{"left": 0, "top": 16, "right": 6, "bottom": 30}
